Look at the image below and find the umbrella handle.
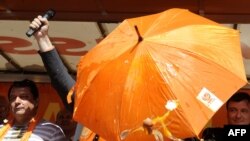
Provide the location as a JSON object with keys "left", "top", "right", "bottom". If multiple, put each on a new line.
{"left": 134, "top": 25, "right": 143, "bottom": 42}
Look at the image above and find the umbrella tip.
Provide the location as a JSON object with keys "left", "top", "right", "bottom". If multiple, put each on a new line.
{"left": 134, "top": 25, "right": 143, "bottom": 42}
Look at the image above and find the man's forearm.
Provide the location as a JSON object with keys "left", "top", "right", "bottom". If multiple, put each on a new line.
{"left": 37, "top": 35, "right": 54, "bottom": 52}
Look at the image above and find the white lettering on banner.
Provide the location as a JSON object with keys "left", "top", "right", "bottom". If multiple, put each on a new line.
{"left": 197, "top": 87, "right": 223, "bottom": 112}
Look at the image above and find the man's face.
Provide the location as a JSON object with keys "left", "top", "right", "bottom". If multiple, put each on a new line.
{"left": 9, "top": 87, "right": 37, "bottom": 118}
{"left": 227, "top": 100, "right": 250, "bottom": 125}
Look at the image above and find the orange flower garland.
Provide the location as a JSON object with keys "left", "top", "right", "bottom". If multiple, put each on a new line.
{"left": 0, "top": 114, "right": 40, "bottom": 141}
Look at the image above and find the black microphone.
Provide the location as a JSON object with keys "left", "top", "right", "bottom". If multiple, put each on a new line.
{"left": 26, "top": 9, "right": 56, "bottom": 37}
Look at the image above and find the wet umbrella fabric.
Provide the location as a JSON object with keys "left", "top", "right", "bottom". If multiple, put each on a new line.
{"left": 72, "top": 8, "right": 247, "bottom": 141}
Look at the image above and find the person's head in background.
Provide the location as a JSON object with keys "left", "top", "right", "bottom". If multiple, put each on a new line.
{"left": 0, "top": 95, "right": 9, "bottom": 124}
{"left": 56, "top": 109, "right": 77, "bottom": 140}
{"left": 8, "top": 79, "right": 39, "bottom": 125}
{"left": 226, "top": 91, "right": 250, "bottom": 125}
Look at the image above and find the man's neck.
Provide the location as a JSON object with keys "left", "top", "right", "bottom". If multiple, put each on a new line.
{"left": 14, "top": 115, "right": 33, "bottom": 126}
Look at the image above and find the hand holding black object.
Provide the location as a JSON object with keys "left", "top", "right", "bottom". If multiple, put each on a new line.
{"left": 26, "top": 9, "right": 56, "bottom": 37}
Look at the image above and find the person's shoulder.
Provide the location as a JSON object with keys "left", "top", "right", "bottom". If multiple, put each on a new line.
{"left": 35, "top": 119, "right": 65, "bottom": 135}
{"left": 32, "top": 119, "right": 67, "bottom": 140}
{"left": 183, "top": 137, "right": 199, "bottom": 141}
{"left": 202, "top": 127, "right": 224, "bottom": 134}
{"left": 37, "top": 119, "right": 63, "bottom": 130}
{"left": 202, "top": 127, "right": 224, "bottom": 141}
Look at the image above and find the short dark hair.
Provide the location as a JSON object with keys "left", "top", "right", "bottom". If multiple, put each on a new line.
{"left": 8, "top": 79, "right": 39, "bottom": 100}
{"left": 226, "top": 91, "right": 250, "bottom": 109}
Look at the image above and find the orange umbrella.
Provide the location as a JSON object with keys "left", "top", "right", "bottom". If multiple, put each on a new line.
{"left": 72, "top": 8, "right": 247, "bottom": 141}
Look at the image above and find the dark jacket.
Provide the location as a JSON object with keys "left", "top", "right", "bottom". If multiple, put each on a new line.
{"left": 39, "top": 49, "right": 75, "bottom": 112}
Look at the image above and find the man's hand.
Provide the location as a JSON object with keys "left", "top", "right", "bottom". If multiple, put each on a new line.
{"left": 29, "top": 15, "right": 49, "bottom": 39}
{"left": 29, "top": 15, "right": 54, "bottom": 52}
